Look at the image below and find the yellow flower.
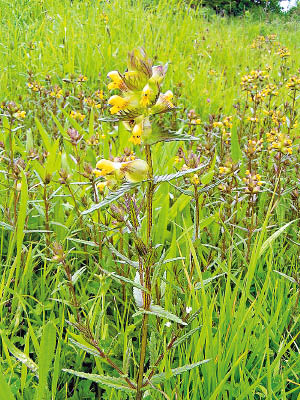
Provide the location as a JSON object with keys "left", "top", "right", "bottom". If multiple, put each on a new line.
{"left": 120, "top": 159, "right": 149, "bottom": 182}
{"left": 140, "top": 84, "right": 152, "bottom": 107}
{"left": 97, "top": 181, "right": 108, "bottom": 192}
{"left": 107, "top": 71, "right": 124, "bottom": 91}
{"left": 213, "top": 122, "right": 223, "bottom": 128}
{"left": 78, "top": 75, "right": 88, "bottom": 83}
{"left": 108, "top": 95, "right": 129, "bottom": 114}
{"left": 191, "top": 174, "right": 200, "bottom": 185}
{"left": 164, "top": 90, "right": 173, "bottom": 104}
{"left": 95, "top": 89, "right": 104, "bottom": 100}
{"left": 95, "top": 159, "right": 120, "bottom": 176}
{"left": 70, "top": 111, "right": 86, "bottom": 121}
{"left": 15, "top": 111, "right": 26, "bottom": 119}
{"left": 129, "top": 123, "right": 142, "bottom": 145}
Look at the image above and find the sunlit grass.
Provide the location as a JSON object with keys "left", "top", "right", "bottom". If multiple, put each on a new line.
{"left": 0, "top": 1, "right": 299, "bottom": 399}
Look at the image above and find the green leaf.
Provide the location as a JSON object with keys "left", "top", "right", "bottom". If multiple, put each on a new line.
{"left": 172, "top": 327, "right": 202, "bottom": 349}
{"left": 201, "top": 150, "right": 216, "bottom": 185}
{"left": 82, "top": 182, "right": 140, "bottom": 214}
{"left": 154, "top": 164, "right": 207, "bottom": 184}
{"left": 69, "top": 338, "right": 102, "bottom": 359}
{"left": 230, "top": 127, "right": 241, "bottom": 162}
{"left": 0, "top": 369, "right": 15, "bottom": 400}
{"left": 258, "top": 220, "right": 296, "bottom": 258}
{"left": 62, "top": 369, "right": 135, "bottom": 393}
{"left": 35, "top": 118, "right": 51, "bottom": 152}
{"left": 0, "top": 331, "right": 38, "bottom": 377}
{"left": 36, "top": 322, "right": 56, "bottom": 400}
{"left": 150, "top": 359, "right": 211, "bottom": 385}
{"left": 195, "top": 273, "right": 226, "bottom": 289}
{"left": 16, "top": 171, "right": 28, "bottom": 260}
{"left": 100, "top": 268, "right": 150, "bottom": 293}
{"left": 133, "top": 305, "right": 187, "bottom": 325}
{"left": 273, "top": 270, "right": 297, "bottom": 284}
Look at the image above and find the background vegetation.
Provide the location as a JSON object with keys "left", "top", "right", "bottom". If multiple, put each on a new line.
{"left": 0, "top": 0, "right": 299, "bottom": 399}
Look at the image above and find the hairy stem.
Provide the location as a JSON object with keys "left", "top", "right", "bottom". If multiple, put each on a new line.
{"left": 136, "top": 144, "right": 154, "bottom": 400}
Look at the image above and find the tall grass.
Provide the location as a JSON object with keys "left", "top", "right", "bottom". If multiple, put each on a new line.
{"left": 0, "top": 0, "right": 299, "bottom": 399}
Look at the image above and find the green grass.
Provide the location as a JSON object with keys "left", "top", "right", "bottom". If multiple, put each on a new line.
{"left": 0, "top": 0, "right": 299, "bottom": 399}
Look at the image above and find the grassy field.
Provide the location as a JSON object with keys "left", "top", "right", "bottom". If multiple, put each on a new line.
{"left": 0, "top": 0, "right": 300, "bottom": 399}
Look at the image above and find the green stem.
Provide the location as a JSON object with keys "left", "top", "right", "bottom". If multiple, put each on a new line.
{"left": 136, "top": 144, "right": 154, "bottom": 400}
{"left": 194, "top": 185, "right": 199, "bottom": 240}
{"left": 145, "top": 144, "right": 153, "bottom": 246}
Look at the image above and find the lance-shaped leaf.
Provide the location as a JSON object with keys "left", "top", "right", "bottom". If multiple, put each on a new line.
{"left": 100, "top": 268, "right": 151, "bottom": 294}
{"left": 133, "top": 305, "right": 187, "bottom": 325}
{"left": 144, "top": 124, "right": 199, "bottom": 145}
{"left": 154, "top": 164, "right": 207, "bottom": 184}
{"left": 69, "top": 338, "right": 102, "bottom": 359}
{"left": 62, "top": 369, "right": 135, "bottom": 393}
{"left": 1, "top": 331, "right": 39, "bottom": 378}
{"left": 82, "top": 182, "right": 140, "bottom": 214}
{"left": 172, "top": 327, "right": 202, "bottom": 349}
{"left": 273, "top": 270, "right": 297, "bottom": 284}
{"left": 0, "top": 369, "right": 15, "bottom": 400}
{"left": 150, "top": 359, "right": 211, "bottom": 385}
{"left": 195, "top": 273, "right": 226, "bottom": 290}
{"left": 107, "top": 243, "right": 139, "bottom": 268}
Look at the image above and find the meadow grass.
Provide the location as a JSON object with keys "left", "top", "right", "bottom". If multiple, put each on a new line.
{"left": 0, "top": 0, "right": 299, "bottom": 399}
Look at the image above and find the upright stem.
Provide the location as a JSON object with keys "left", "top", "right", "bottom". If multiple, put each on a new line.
{"left": 145, "top": 144, "right": 153, "bottom": 246}
{"left": 43, "top": 183, "right": 51, "bottom": 248}
{"left": 194, "top": 185, "right": 199, "bottom": 240}
{"left": 136, "top": 144, "right": 154, "bottom": 400}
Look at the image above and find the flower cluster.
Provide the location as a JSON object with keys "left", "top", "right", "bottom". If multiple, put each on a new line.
{"left": 267, "top": 132, "right": 293, "bottom": 155}
{"left": 250, "top": 34, "right": 278, "bottom": 50}
{"left": 275, "top": 46, "right": 291, "bottom": 59}
{"left": 219, "top": 160, "right": 234, "bottom": 175}
{"left": 240, "top": 70, "right": 269, "bottom": 92}
{"left": 245, "top": 138, "right": 263, "bottom": 157}
{"left": 286, "top": 75, "right": 300, "bottom": 91}
{"left": 106, "top": 48, "right": 175, "bottom": 145}
{"left": 70, "top": 110, "right": 86, "bottom": 121}
{"left": 243, "top": 171, "right": 263, "bottom": 194}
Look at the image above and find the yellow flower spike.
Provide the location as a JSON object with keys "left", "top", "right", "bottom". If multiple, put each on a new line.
{"left": 120, "top": 159, "right": 149, "bottom": 183}
{"left": 108, "top": 95, "right": 129, "bottom": 114}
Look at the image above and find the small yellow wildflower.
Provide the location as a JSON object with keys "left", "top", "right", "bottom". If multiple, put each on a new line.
{"left": 15, "top": 111, "right": 26, "bottom": 119}
{"left": 95, "top": 159, "right": 119, "bottom": 176}
{"left": 97, "top": 181, "right": 108, "bottom": 192}
{"left": 108, "top": 95, "right": 129, "bottom": 114}
{"left": 191, "top": 118, "right": 201, "bottom": 125}
{"left": 95, "top": 89, "right": 104, "bottom": 100}
{"left": 129, "top": 123, "right": 142, "bottom": 145}
{"left": 191, "top": 174, "right": 200, "bottom": 185}
{"left": 78, "top": 74, "right": 88, "bottom": 83}
{"left": 140, "top": 84, "right": 152, "bottom": 107}
{"left": 107, "top": 71, "right": 124, "bottom": 91}
{"left": 70, "top": 111, "right": 86, "bottom": 121}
